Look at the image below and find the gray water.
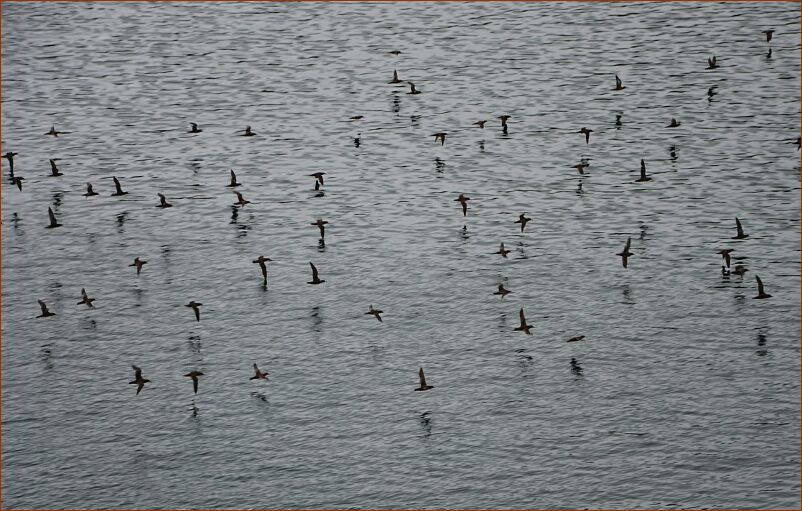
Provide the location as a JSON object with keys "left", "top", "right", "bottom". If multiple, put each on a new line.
{"left": 2, "top": 2, "right": 800, "bottom": 509}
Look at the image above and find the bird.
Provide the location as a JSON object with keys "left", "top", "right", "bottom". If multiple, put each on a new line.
{"left": 366, "top": 305, "right": 383, "bottom": 322}
{"left": 732, "top": 265, "right": 749, "bottom": 277}
{"left": 227, "top": 169, "right": 241, "bottom": 187}
{"left": 718, "top": 249, "right": 734, "bottom": 268}
{"left": 309, "top": 172, "right": 326, "bottom": 187}
{"left": 185, "top": 301, "right": 202, "bottom": 322}
{"left": 617, "top": 237, "right": 634, "bottom": 268}
{"left": 454, "top": 193, "right": 470, "bottom": 216}
{"left": 111, "top": 176, "right": 128, "bottom": 196}
{"left": 3, "top": 151, "right": 17, "bottom": 176}
{"left": 349, "top": 115, "right": 364, "bottom": 120}
{"left": 388, "top": 50, "right": 402, "bottom": 55}
{"left": 13, "top": 176, "right": 24, "bottom": 191}
{"left": 250, "top": 363, "right": 269, "bottom": 380}
{"left": 636, "top": 159, "right": 651, "bottom": 182}
{"left": 388, "top": 69, "right": 402, "bottom": 84}
{"left": 733, "top": 217, "right": 749, "bottom": 239}
{"left": 493, "top": 283, "right": 511, "bottom": 299}
{"left": 130, "top": 257, "right": 147, "bottom": 276}
{"left": 156, "top": 193, "right": 172, "bottom": 208}
{"left": 308, "top": 262, "right": 325, "bottom": 285}
{"left": 498, "top": 115, "right": 511, "bottom": 126}
{"left": 762, "top": 29, "right": 774, "bottom": 43}
{"left": 414, "top": 367, "right": 434, "bottom": 391}
{"left": 252, "top": 256, "right": 272, "bottom": 284}
{"left": 432, "top": 132, "right": 447, "bottom": 145}
{"left": 514, "top": 213, "right": 531, "bottom": 233}
{"left": 407, "top": 82, "right": 421, "bottom": 94}
{"left": 572, "top": 163, "right": 588, "bottom": 175}
{"left": 567, "top": 335, "right": 585, "bottom": 342}
{"left": 614, "top": 74, "right": 625, "bottom": 90}
{"left": 129, "top": 366, "right": 150, "bottom": 395}
{"left": 707, "top": 56, "right": 718, "bottom": 69}
{"left": 494, "top": 242, "right": 510, "bottom": 258}
{"left": 77, "top": 288, "right": 95, "bottom": 308}
{"left": 189, "top": 122, "right": 202, "bottom": 133}
{"left": 48, "top": 159, "right": 63, "bottom": 177}
{"left": 234, "top": 191, "right": 250, "bottom": 206}
{"left": 473, "top": 120, "right": 487, "bottom": 129}
{"left": 579, "top": 127, "right": 592, "bottom": 144}
{"left": 241, "top": 126, "right": 255, "bottom": 136}
{"left": 667, "top": 118, "right": 681, "bottom": 128}
{"left": 754, "top": 275, "right": 772, "bottom": 299}
{"left": 46, "top": 207, "right": 62, "bottom": 229}
{"left": 36, "top": 299, "right": 56, "bottom": 318}
{"left": 311, "top": 218, "right": 328, "bottom": 238}
{"left": 184, "top": 370, "right": 203, "bottom": 394}
{"left": 46, "top": 125, "right": 62, "bottom": 136}
{"left": 83, "top": 183, "right": 98, "bottom": 197}
{"left": 514, "top": 308, "right": 533, "bottom": 335}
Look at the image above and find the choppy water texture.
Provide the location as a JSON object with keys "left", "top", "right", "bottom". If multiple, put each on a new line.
{"left": 2, "top": 1, "right": 800, "bottom": 509}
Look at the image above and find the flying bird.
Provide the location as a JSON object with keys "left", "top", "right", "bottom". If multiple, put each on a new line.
{"left": 707, "top": 56, "right": 718, "bottom": 69}
{"left": 636, "top": 159, "right": 651, "bottom": 182}
{"left": 366, "top": 305, "right": 384, "bottom": 322}
{"left": 494, "top": 242, "right": 510, "bottom": 258}
{"left": 414, "top": 367, "right": 434, "bottom": 391}
{"left": 754, "top": 275, "right": 772, "bottom": 299}
{"left": 667, "top": 118, "right": 681, "bottom": 128}
{"left": 77, "top": 288, "right": 95, "bottom": 308}
{"left": 493, "top": 283, "right": 511, "bottom": 299}
{"left": 48, "top": 159, "right": 63, "bottom": 177}
{"left": 614, "top": 74, "right": 625, "bottom": 90}
{"left": 454, "top": 193, "right": 470, "bottom": 216}
{"left": 184, "top": 370, "right": 203, "bottom": 393}
{"left": 46, "top": 125, "right": 62, "bottom": 136}
{"left": 388, "top": 69, "right": 402, "bottom": 84}
{"left": 311, "top": 218, "right": 328, "bottom": 238}
{"left": 718, "top": 249, "right": 734, "bottom": 268}
{"left": 130, "top": 257, "right": 147, "bottom": 276}
{"left": 432, "top": 132, "right": 447, "bottom": 145}
{"left": 762, "top": 29, "right": 774, "bottom": 42}
{"left": 129, "top": 366, "right": 150, "bottom": 395}
{"left": 309, "top": 172, "right": 326, "bottom": 187}
{"left": 241, "top": 126, "right": 255, "bottom": 136}
{"left": 308, "top": 262, "right": 325, "bottom": 285}
{"left": 234, "top": 191, "right": 250, "bottom": 206}
{"left": 156, "top": 193, "right": 172, "bottom": 208}
{"left": 617, "top": 237, "right": 634, "bottom": 268}
{"left": 579, "top": 127, "right": 593, "bottom": 144}
{"left": 252, "top": 256, "right": 272, "bottom": 284}
{"left": 514, "top": 213, "right": 531, "bottom": 233}
{"left": 46, "top": 207, "right": 62, "bottom": 229}
{"left": 473, "top": 120, "right": 487, "bottom": 129}
{"left": 83, "top": 183, "right": 98, "bottom": 197}
{"left": 407, "top": 82, "right": 421, "bottom": 95}
{"left": 189, "top": 122, "right": 202, "bottom": 133}
{"left": 567, "top": 335, "right": 586, "bottom": 342}
{"left": 3, "top": 151, "right": 17, "bottom": 176}
{"left": 732, "top": 265, "right": 749, "bottom": 277}
{"left": 733, "top": 217, "right": 749, "bottom": 239}
{"left": 227, "top": 169, "right": 241, "bottom": 187}
{"left": 498, "top": 115, "right": 511, "bottom": 126}
{"left": 36, "top": 299, "right": 56, "bottom": 318}
{"left": 250, "top": 363, "right": 269, "bottom": 380}
{"left": 111, "top": 176, "right": 128, "bottom": 196}
{"left": 185, "top": 301, "right": 202, "bottom": 322}
{"left": 572, "top": 163, "right": 588, "bottom": 175}
{"left": 514, "top": 308, "right": 533, "bottom": 335}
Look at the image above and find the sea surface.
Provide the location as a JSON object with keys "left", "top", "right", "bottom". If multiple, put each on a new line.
{"left": 1, "top": 2, "right": 800, "bottom": 509}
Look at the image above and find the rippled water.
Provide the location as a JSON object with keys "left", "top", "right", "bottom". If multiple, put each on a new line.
{"left": 2, "top": 2, "right": 800, "bottom": 509}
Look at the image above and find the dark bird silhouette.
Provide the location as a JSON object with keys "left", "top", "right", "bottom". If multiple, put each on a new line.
{"left": 762, "top": 29, "right": 774, "bottom": 42}
{"left": 667, "top": 118, "right": 681, "bottom": 128}
{"left": 309, "top": 172, "right": 326, "bottom": 187}
{"left": 311, "top": 218, "right": 328, "bottom": 238}
{"left": 241, "top": 126, "right": 255, "bottom": 136}
{"left": 733, "top": 217, "right": 749, "bottom": 239}
{"left": 13, "top": 176, "right": 24, "bottom": 191}
{"left": 614, "top": 74, "right": 625, "bottom": 90}
{"left": 493, "top": 283, "right": 511, "bottom": 299}
{"left": 579, "top": 127, "right": 592, "bottom": 144}
{"left": 83, "top": 183, "right": 98, "bottom": 197}
{"left": 636, "top": 159, "right": 651, "bottom": 182}
{"left": 498, "top": 115, "right": 511, "bottom": 126}
{"left": 227, "top": 169, "right": 241, "bottom": 187}
{"left": 308, "top": 262, "right": 325, "bottom": 285}
{"left": 388, "top": 50, "right": 402, "bottom": 55}
{"left": 350, "top": 115, "right": 364, "bottom": 120}
{"left": 77, "top": 288, "right": 95, "bottom": 308}
{"left": 617, "top": 237, "right": 634, "bottom": 268}
{"left": 184, "top": 370, "right": 203, "bottom": 393}
{"left": 407, "top": 82, "right": 421, "bottom": 95}
{"left": 234, "top": 191, "right": 250, "bottom": 206}
{"left": 414, "top": 367, "right": 434, "bottom": 391}
{"left": 36, "top": 299, "right": 56, "bottom": 318}
{"left": 572, "top": 163, "right": 588, "bottom": 175}
{"left": 129, "top": 365, "right": 150, "bottom": 395}
{"left": 252, "top": 256, "right": 272, "bottom": 284}
{"left": 3, "top": 151, "right": 17, "bottom": 176}
{"left": 514, "top": 308, "right": 533, "bottom": 335}
{"left": 473, "top": 120, "right": 487, "bottom": 129}
{"left": 389, "top": 69, "right": 402, "bottom": 84}
{"left": 754, "top": 275, "right": 772, "bottom": 299}
{"left": 514, "top": 213, "right": 531, "bottom": 233}
{"left": 494, "top": 242, "right": 510, "bottom": 258}
{"left": 130, "top": 257, "right": 147, "bottom": 276}
{"left": 707, "top": 56, "right": 718, "bottom": 69}
{"left": 46, "top": 125, "right": 62, "bottom": 136}
{"left": 46, "top": 207, "right": 61, "bottom": 229}
{"left": 455, "top": 193, "right": 470, "bottom": 216}
{"left": 189, "top": 122, "right": 202, "bottom": 133}
{"left": 567, "top": 335, "right": 585, "bottom": 342}
{"left": 185, "top": 301, "right": 202, "bottom": 322}
{"left": 733, "top": 265, "right": 749, "bottom": 277}
{"left": 156, "top": 193, "right": 173, "bottom": 208}
{"left": 48, "top": 159, "right": 63, "bottom": 177}
{"left": 432, "top": 132, "right": 447, "bottom": 145}
{"left": 366, "top": 305, "right": 383, "bottom": 322}
{"left": 111, "top": 176, "right": 128, "bottom": 196}
{"left": 250, "top": 363, "right": 269, "bottom": 380}
{"left": 718, "top": 249, "right": 734, "bottom": 268}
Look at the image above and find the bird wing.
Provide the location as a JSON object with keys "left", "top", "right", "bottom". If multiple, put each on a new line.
{"left": 519, "top": 308, "right": 526, "bottom": 326}
{"left": 133, "top": 365, "right": 142, "bottom": 379}
{"left": 735, "top": 217, "right": 743, "bottom": 235}
{"left": 38, "top": 300, "right": 48, "bottom": 313}
{"left": 310, "top": 262, "right": 319, "bottom": 280}
{"left": 230, "top": 169, "right": 237, "bottom": 184}
{"left": 81, "top": 288, "right": 88, "bottom": 299}
{"left": 48, "top": 207, "right": 57, "bottom": 225}
{"left": 624, "top": 237, "right": 631, "bottom": 252}
{"left": 418, "top": 368, "right": 427, "bottom": 387}
{"left": 113, "top": 176, "right": 122, "bottom": 192}
{"left": 756, "top": 275, "right": 765, "bottom": 294}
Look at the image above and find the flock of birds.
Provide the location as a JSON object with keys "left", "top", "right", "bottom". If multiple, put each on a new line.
{"left": 4, "top": 28, "right": 797, "bottom": 398}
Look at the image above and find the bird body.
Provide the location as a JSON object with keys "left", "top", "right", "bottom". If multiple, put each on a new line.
{"left": 707, "top": 56, "right": 718, "bottom": 69}
{"left": 46, "top": 207, "right": 62, "bottom": 228}
{"left": 614, "top": 74, "right": 625, "bottom": 90}
{"left": 414, "top": 367, "right": 433, "bottom": 391}
{"left": 189, "top": 122, "right": 202, "bottom": 133}
{"left": 227, "top": 169, "right": 241, "bottom": 187}
{"left": 250, "top": 363, "right": 269, "bottom": 380}
{"left": 129, "top": 365, "right": 150, "bottom": 395}
{"left": 156, "top": 193, "right": 172, "bottom": 208}
{"left": 185, "top": 301, "right": 202, "bottom": 322}
{"left": 617, "top": 237, "right": 634, "bottom": 268}
{"left": 579, "top": 127, "right": 592, "bottom": 144}
{"left": 84, "top": 183, "right": 98, "bottom": 197}
{"left": 242, "top": 126, "right": 255, "bottom": 136}
{"left": 733, "top": 217, "right": 749, "bottom": 239}
{"left": 111, "top": 176, "right": 128, "bottom": 196}
{"left": 234, "top": 191, "right": 250, "bottom": 206}
{"left": 308, "top": 262, "right": 325, "bottom": 284}
{"left": 667, "top": 118, "right": 681, "bottom": 128}
{"left": 130, "top": 257, "right": 147, "bottom": 275}
{"left": 495, "top": 242, "right": 510, "bottom": 258}
{"left": 48, "top": 159, "right": 63, "bottom": 177}
{"left": 514, "top": 308, "right": 533, "bottom": 335}
{"left": 36, "top": 299, "right": 55, "bottom": 318}
{"left": 432, "top": 132, "right": 447, "bottom": 145}
{"left": 493, "top": 283, "right": 511, "bottom": 299}
{"left": 389, "top": 69, "right": 402, "bottom": 84}
{"left": 311, "top": 218, "right": 328, "bottom": 238}
{"left": 636, "top": 159, "right": 651, "bottom": 182}
{"left": 567, "top": 335, "right": 585, "bottom": 343}
{"left": 77, "top": 288, "right": 95, "bottom": 308}
{"left": 754, "top": 275, "right": 772, "bottom": 299}
{"left": 474, "top": 120, "right": 487, "bottom": 129}
{"left": 407, "top": 82, "right": 421, "bottom": 95}
{"left": 253, "top": 256, "right": 272, "bottom": 284}
{"left": 455, "top": 193, "right": 470, "bottom": 216}
{"left": 366, "top": 305, "right": 384, "bottom": 322}
{"left": 515, "top": 213, "right": 530, "bottom": 233}
{"left": 184, "top": 370, "right": 204, "bottom": 393}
